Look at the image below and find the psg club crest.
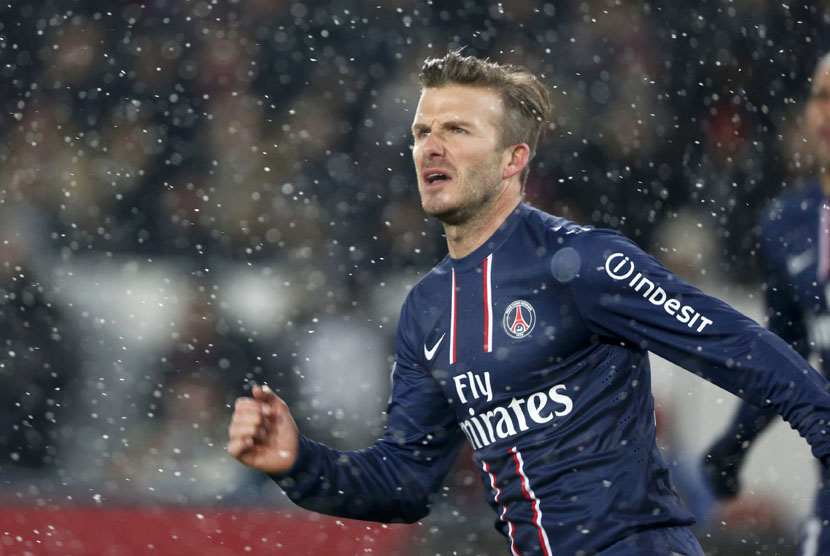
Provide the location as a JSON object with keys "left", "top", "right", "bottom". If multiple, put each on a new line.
{"left": 503, "top": 300, "right": 536, "bottom": 339}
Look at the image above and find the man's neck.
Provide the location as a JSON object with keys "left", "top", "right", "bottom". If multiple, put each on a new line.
{"left": 443, "top": 192, "right": 522, "bottom": 259}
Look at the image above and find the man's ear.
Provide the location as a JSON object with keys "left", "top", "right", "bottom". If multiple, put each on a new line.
{"left": 502, "top": 143, "right": 530, "bottom": 180}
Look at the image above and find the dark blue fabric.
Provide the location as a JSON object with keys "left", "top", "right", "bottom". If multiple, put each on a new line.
{"left": 702, "top": 180, "right": 830, "bottom": 548}
{"left": 272, "top": 202, "right": 830, "bottom": 556}
{"left": 797, "top": 464, "right": 830, "bottom": 556}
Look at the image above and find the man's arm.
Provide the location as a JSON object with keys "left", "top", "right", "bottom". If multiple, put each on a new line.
{"left": 701, "top": 222, "right": 809, "bottom": 497}
{"left": 563, "top": 229, "right": 830, "bottom": 463}
{"left": 700, "top": 402, "right": 776, "bottom": 497}
{"left": 228, "top": 302, "right": 465, "bottom": 523}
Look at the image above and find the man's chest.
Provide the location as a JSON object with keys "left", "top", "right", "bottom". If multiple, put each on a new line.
{"left": 769, "top": 218, "right": 830, "bottom": 354}
{"left": 420, "top": 261, "right": 591, "bottom": 414}
{"left": 774, "top": 222, "right": 829, "bottom": 314}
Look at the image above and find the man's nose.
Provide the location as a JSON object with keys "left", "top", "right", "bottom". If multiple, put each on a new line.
{"left": 422, "top": 132, "right": 445, "bottom": 158}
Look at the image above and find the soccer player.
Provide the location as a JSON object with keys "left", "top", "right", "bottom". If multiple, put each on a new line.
{"left": 228, "top": 51, "right": 830, "bottom": 556}
{"left": 701, "top": 52, "right": 830, "bottom": 556}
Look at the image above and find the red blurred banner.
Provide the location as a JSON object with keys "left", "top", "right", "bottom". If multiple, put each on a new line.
{"left": 0, "top": 507, "right": 414, "bottom": 555}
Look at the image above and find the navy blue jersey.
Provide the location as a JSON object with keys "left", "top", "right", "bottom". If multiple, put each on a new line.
{"left": 761, "top": 179, "right": 829, "bottom": 364}
{"left": 702, "top": 179, "right": 830, "bottom": 553}
{"left": 273, "top": 202, "right": 830, "bottom": 556}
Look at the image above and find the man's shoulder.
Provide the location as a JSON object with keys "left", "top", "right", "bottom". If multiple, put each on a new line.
{"left": 516, "top": 205, "right": 645, "bottom": 285}
{"left": 520, "top": 203, "right": 602, "bottom": 248}
{"left": 521, "top": 204, "right": 589, "bottom": 235}
{"left": 402, "top": 256, "right": 451, "bottom": 306}
{"left": 520, "top": 204, "right": 629, "bottom": 254}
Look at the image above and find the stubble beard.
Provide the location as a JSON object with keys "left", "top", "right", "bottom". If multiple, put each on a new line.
{"left": 423, "top": 156, "right": 503, "bottom": 227}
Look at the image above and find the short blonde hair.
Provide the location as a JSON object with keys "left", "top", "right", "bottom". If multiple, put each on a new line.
{"left": 419, "top": 51, "right": 552, "bottom": 186}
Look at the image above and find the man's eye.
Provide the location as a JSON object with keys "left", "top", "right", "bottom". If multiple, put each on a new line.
{"left": 416, "top": 130, "right": 430, "bottom": 138}
{"left": 453, "top": 127, "right": 466, "bottom": 134}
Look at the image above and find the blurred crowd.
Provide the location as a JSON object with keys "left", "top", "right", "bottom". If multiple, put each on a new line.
{"left": 2, "top": 0, "right": 830, "bottom": 554}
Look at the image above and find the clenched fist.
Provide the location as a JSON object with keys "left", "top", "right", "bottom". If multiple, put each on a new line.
{"left": 227, "top": 384, "right": 299, "bottom": 474}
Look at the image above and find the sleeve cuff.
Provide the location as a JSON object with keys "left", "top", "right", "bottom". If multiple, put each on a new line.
{"left": 269, "top": 434, "right": 315, "bottom": 484}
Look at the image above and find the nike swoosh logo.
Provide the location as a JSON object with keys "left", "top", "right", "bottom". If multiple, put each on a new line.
{"left": 787, "top": 248, "right": 815, "bottom": 276}
{"left": 424, "top": 333, "right": 446, "bottom": 361}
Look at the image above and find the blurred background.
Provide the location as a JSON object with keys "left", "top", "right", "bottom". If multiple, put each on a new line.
{"left": 0, "top": 0, "right": 828, "bottom": 554}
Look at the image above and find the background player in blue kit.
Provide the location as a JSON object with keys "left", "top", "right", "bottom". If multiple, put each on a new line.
{"left": 701, "top": 52, "right": 830, "bottom": 556}
{"left": 228, "top": 51, "right": 830, "bottom": 556}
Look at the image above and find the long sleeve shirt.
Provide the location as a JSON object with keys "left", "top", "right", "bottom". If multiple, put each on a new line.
{"left": 273, "top": 202, "right": 830, "bottom": 556}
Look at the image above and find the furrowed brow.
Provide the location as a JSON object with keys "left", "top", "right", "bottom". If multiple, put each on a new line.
{"left": 441, "top": 119, "right": 473, "bottom": 130}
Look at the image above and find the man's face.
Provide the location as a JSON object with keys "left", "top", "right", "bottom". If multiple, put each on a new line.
{"left": 411, "top": 84, "right": 508, "bottom": 225}
{"left": 806, "top": 62, "right": 830, "bottom": 168}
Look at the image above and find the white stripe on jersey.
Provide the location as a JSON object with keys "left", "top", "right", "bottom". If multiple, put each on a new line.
{"left": 511, "top": 447, "right": 553, "bottom": 556}
{"left": 484, "top": 253, "right": 493, "bottom": 353}
{"left": 482, "top": 459, "right": 520, "bottom": 556}
{"left": 450, "top": 268, "right": 457, "bottom": 365}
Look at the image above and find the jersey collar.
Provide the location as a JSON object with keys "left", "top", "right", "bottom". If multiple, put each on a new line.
{"left": 448, "top": 202, "right": 528, "bottom": 273}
